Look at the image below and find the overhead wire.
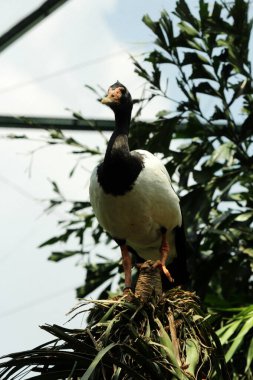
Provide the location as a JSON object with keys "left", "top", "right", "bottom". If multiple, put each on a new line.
{"left": 0, "top": 172, "right": 65, "bottom": 264}
{"left": 0, "top": 285, "right": 77, "bottom": 319}
{"left": 0, "top": 172, "right": 35, "bottom": 200}
{"left": 0, "top": 48, "right": 138, "bottom": 95}
{"left": 0, "top": 173, "right": 41, "bottom": 264}
{"left": 0, "top": 225, "right": 39, "bottom": 265}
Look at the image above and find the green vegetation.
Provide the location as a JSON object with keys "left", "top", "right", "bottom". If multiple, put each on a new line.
{"left": 0, "top": 289, "right": 230, "bottom": 379}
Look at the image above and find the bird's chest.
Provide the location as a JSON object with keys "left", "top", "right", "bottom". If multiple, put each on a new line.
{"left": 89, "top": 150, "right": 181, "bottom": 244}
{"left": 91, "top": 182, "right": 154, "bottom": 240}
{"left": 96, "top": 151, "right": 143, "bottom": 196}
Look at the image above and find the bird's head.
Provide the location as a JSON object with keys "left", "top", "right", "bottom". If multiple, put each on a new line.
{"left": 101, "top": 81, "right": 133, "bottom": 114}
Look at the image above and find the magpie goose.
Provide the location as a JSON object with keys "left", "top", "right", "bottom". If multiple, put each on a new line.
{"left": 89, "top": 81, "right": 188, "bottom": 291}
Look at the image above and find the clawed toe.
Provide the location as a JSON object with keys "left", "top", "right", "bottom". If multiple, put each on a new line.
{"left": 152, "top": 260, "right": 174, "bottom": 283}
{"left": 122, "top": 287, "right": 135, "bottom": 301}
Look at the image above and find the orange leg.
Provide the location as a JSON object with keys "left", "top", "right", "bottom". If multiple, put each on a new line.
{"left": 120, "top": 244, "right": 132, "bottom": 289}
{"left": 153, "top": 230, "right": 174, "bottom": 283}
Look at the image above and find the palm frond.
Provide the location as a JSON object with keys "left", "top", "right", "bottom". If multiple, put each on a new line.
{"left": 216, "top": 305, "right": 253, "bottom": 377}
{"left": 0, "top": 288, "right": 229, "bottom": 379}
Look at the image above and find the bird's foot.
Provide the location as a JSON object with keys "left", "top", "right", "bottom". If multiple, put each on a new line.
{"left": 152, "top": 260, "right": 174, "bottom": 283}
{"left": 122, "top": 286, "right": 135, "bottom": 301}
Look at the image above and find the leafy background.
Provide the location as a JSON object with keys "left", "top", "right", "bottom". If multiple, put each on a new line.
{"left": 7, "top": 0, "right": 253, "bottom": 378}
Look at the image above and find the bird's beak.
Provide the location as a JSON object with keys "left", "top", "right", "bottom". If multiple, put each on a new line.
{"left": 101, "top": 86, "right": 125, "bottom": 106}
{"left": 101, "top": 95, "right": 113, "bottom": 105}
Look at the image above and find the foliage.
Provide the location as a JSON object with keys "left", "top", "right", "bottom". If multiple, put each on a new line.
{"left": 128, "top": 0, "right": 253, "bottom": 376}
{"left": 132, "top": 0, "right": 253, "bottom": 305}
{"left": 0, "top": 289, "right": 230, "bottom": 379}
{"left": 216, "top": 305, "right": 253, "bottom": 373}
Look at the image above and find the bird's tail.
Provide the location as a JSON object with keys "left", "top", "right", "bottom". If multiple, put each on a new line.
{"left": 166, "top": 225, "right": 190, "bottom": 289}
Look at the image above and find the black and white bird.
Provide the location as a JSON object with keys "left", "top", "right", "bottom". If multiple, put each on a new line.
{"left": 89, "top": 81, "right": 188, "bottom": 291}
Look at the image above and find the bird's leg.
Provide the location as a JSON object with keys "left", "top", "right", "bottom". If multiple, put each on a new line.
{"left": 120, "top": 244, "right": 133, "bottom": 293}
{"left": 152, "top": 229, "right": 174, "bottom": 283}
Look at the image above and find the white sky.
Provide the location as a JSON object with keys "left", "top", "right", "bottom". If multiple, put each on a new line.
{"left": 0, "top": 0, "right": 252, "bottom": 359}
{"left": 0, "top": 0, "right": 174, "bottom": 118}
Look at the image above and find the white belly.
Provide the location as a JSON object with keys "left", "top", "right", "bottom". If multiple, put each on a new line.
{"left": 89, "top": 150, "right": 182, "bottom": 261}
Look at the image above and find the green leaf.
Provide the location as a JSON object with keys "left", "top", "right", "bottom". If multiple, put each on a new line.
{"left": 246, "top": 338, "right": 253, "bottom": 371}
{"left": 207, "top": 142, "right": 236, "bottom": 165}
{"left": 49, "top": 179, "right": 63, "bottom": 196}
{"left": 174, "top": 0, "right": 199, "bottom": 30}
{"left": 38, "top": 231, "right": 74, "bottom": 248}
{"left": 99, "top": 303, "right": 119, "bottom": 324}
{"left": 240, "top": 112, "right": 253, "bottom": 139}
{"left": 229, "top": 193, "right": 246, "bottom": 202}
{"left": 190, "top": 64, "right": 217, "bottom": 81}
{"left": 144, "top": 315, "right": 151, "bottom": 338}
{"left": 225, "top": 316, "right": 253, "bottom": 362}
{"left": 199, "top": 0, "right": 209, "bottom": 23}
{"left": 7, "top": 133, "right": 28, "bottom": 139}
{"left": 187, "top": 39, "right": 205, "bottom": 51}
{"left": 48, "top": 250, "right": 85, "bottom": 262}
{"left": 217, "top": 320, "right": 241, "bottom": 345}
{"left": 178, "top": 21, "right": 199, "bottom": 36}
{"left": 234, "top": 211, "right": 253, "bottom": 222}
{"left": 142, "top": 14, "right": 156, "bottom": 33}
{"left": 79, "top": 260, "right": 119, "bottom": 298}
{"left": 146, "top": 50, "right": 173, "bottom": 64}
{"left": 156, "top": 109, "right": 170, "bottom": 118}
{"left": 241, "top": 248, "right": 253, "bottom": 257}
{"left": 182, "top": 52, "right": 210, "bottom": 65}
{"left": 211, "top": 105, "right": 226, "bottom": 121}
{"left": 192, "top": 163, "right": 222, "bottom": 184}
{"left": 49, "top": 129, "right": 64, "bottom": 139}
{"left": 154, "top": 317, "right": 185, "bottom": 379}
{"left": 160, "top": 10, "right": 174, "bottom": 46}
{"left": 211, "top": 1, "right": 222, "bottom": 23}
{"left": 181, "top": 186, "right": 210, "bottom": 225}
{"left": 194, "top": 82, "right": 218, "bottom": 96}
{"left": 80, "top": 342, "right": 117, "bottom": 380}
{"left": 142, "top": 15, "right": 167, "bottom": 47}
{"left": 185, "top": 339, "right": 200, "bottom": 376}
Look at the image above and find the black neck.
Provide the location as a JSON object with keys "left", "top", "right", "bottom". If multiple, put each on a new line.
{"left": 104, "top": 108, "right": 131, "bottom": 164}
{"left": 115, "top": 108, "right": 131, "bottom": 134}
{"left": 97, "top": 104, "right": 144, "bottom": 195}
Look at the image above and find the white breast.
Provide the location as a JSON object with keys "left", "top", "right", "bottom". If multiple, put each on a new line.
{"left": 89, "top": 150, "right": 182, "bottom": 261}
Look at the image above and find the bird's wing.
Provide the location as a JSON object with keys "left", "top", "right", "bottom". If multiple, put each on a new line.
{"left": 132, "top": 149, "right": 182, "bottom": 227}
